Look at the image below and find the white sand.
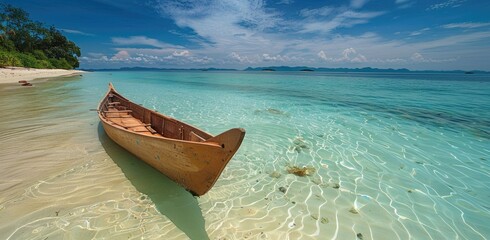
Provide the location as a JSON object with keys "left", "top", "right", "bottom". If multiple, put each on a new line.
{"left": 0, "top": 67, "right": 84, "bottom": 84}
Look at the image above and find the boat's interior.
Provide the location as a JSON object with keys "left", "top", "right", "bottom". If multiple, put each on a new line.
{"left": 100, "top": 91, "right": 212, "bottom": 142}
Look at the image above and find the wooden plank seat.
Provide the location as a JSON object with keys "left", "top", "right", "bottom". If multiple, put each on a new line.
{"left": 104, "top": 110, "right": 132, "bottom": 113}
{"left": 190, "top": 131, "right": 205, "bottom": 142}
{"left": 146, "top": 126, "right": 157, "bottom": 134}
{"left": 125, "top": 123, "right": 151, "bottom": 128}
{"left": 107, "top": 115, "right": 133, "bottom": 118}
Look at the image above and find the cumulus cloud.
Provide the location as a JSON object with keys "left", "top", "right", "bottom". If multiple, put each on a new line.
{"left": 80, "top": 35, "right": 215, "bottom": 67}
{"left": 172, "top": 50, "right": 191, "bottom": 57}
{"left": 317, "top": 48, "right": 367, "bottom": 62}
{"left": 82, "top": 50, "right": 211, "bottom": 66}
{"left": 411, "top": 52, "right": 456, "bottom": 62}
{"left": 317, "top": 50, "right": 328, "bottom": 60}
{"left": 229, "top": 52, "right": 257, "bottom": 64}
{"left": 341, "top": 48, "right": 367, "bottom": 62}
{"left": 112, "top": 50, "right": 130, "bottom": 60}
{"left": 262, "top": 53, "right": 289, "bottom": 62}
{"left": 410, "top": 52, "right": 424, "bottom": 62}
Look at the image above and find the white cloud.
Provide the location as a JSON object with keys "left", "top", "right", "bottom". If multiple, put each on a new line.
{"left": 172, "top": 50, "right": 191, "bottom": 57}
{"left": 317, "top": 50, "right": 328, "bottom": 60}
{"left": 410, "top": 52, "right": 424, "bottom": 61}
{"left": 317, "top": 47, "right": 367, "bottom": 62}
{"left": 87, "top": 52, "right": 105, "bottom": 58}
{"left": 409, "top": 31, "right": 490, "bottom": 50}
{"left": 299, "top": 9, "right": 385, "bottom": 34}
{"left": 395, "top": 0, "right": 415, "bottom": 9}
{"left": 277, "top": 0, "right": 294, "bottom": 4}
{"left": 58, "top": 28, "right": 94, "bottom": 36}
{"left": 112, "top": 36, "right": 183, "bottom": 49}
{"left": 371, "top": 57, "right": 407, "bottom": 63}
{"left": 112, "top": 50, "right": 130, "bottom": 60}
{"left": 155, "top": 0, "right": 288, "bottom": 59}
{"left": 262, "top": 53, "right": 289, "bottom": 62}
{"left": 300, "top": 7, "right": 334, "bottom": 17}
{"left": 350, "top": 0, "right": 369, "bottom": 9}
{"left": 158, "top": 0, "right": 280, "bottom": 32}
{"left": 426, "top": 0, "right": 466, "bottom": 10}
{"left": 82, "top": 50, "right": 211, "bottom": 66}
{"left": 92, "top": 36, "right": 213, "bottom": 66}
{"left": 411, "top": 52, "right": 456, "bottom": 63}
{"left": 229, "top": 52, "right": 256, "bottom": 64}
{"left": 341, "top": 48, "right": 367, "bottom": 62}
{"left": 442, "top": 22, "right": 490, "bottom": 29}
{"left": 409, "top": 28, "right": 430, "bottom": 36}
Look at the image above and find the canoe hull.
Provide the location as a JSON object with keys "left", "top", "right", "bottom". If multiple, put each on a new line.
{"left": 98, "top": 84, "right": 245, "bottom": 196}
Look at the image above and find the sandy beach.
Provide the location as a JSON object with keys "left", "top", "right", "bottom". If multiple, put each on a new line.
{"left": 0, "top": 67, "right": 84, "bottom": 84}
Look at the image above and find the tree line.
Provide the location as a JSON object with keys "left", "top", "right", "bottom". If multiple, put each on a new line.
{"left": 0, "top": 4, "right": 80, "bottom": 69}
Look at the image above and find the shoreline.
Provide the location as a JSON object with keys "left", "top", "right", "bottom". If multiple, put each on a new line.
{"left": 0, "top": 67, "right": 84, "bottom": 85}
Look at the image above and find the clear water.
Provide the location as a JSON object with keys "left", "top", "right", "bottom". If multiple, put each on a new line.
{"left": 0, "top": 71, "right": 489, "bottom": 239}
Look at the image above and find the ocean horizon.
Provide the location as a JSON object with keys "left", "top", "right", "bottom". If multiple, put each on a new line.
{"left": 0, "top": 70, "right": 489, "bottom": 239}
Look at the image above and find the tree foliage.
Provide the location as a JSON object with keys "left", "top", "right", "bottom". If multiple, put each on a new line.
{"left": 0, "top": 4, "right": 80, "bottom": 69}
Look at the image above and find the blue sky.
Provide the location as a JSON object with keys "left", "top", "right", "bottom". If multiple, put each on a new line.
{"left": 6, "top": 0, "right": 490, "bottom": 70}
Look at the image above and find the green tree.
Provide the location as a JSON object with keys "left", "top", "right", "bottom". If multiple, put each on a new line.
{"left": 39, "top": 27, "right": 80, "bottom": 68}
{"left": 0, "top": 4, "right": 80, "bottom": 69}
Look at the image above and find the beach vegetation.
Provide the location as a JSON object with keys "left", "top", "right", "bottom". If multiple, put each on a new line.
{"left": 16, "top": 52, "right": 38, "bottom": 67}
{"left": 0, "top": 4, "right": 80, "bottom": 69}
{"left": 0, "top": 50, "right": 21, "bottom": 67}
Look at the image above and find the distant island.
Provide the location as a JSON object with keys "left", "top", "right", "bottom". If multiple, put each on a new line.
{"left": 244, "top": 66, "right": 489, "bottom": 74}
{"left": 83, "top": 67, "right": 237, "bottom": 72}
{"left": 83, "top": 66, "right": 489, "bottom": 74}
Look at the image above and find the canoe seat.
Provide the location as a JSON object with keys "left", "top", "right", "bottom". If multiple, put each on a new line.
{"left": 107, "top": 115, "right": 132, "bottom": 118}
{"left": 131, "top": 127, "right": 150, "bottom": 132}
{"left": 104, "top": 110, "right": 133, "bottom": 113}
{"left": 125, "top": 123, "right": 151, "bottom": 128}
{"left": 108, "top": 102, "right": 121, "bottom": 105}
{"left": 146, "top": 125, "right": 157, "bottom": 134}
{"left": 190, "top": 131, "right": 205, "bottom": 142}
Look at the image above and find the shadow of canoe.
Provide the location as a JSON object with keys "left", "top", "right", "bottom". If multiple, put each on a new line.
{"left": 97, "top": 123, "right": 209, "bottom": 240}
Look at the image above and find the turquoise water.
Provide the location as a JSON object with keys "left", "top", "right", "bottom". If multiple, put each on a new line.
{"left": 1, "top": 71, "right": 489, "bottom": 239}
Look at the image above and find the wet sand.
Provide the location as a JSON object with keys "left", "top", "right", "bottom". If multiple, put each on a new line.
{"left": 0, "top": 76, "right": 205, "bottom": 239}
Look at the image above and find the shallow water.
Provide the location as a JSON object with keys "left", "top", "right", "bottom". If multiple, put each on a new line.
{"left": 0, "top": 71, "right": 489, "bottom": 239}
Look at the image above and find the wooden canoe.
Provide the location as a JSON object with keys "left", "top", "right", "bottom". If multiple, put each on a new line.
{"left": 98, "top": 83, "right": 245, "bottom": 196}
